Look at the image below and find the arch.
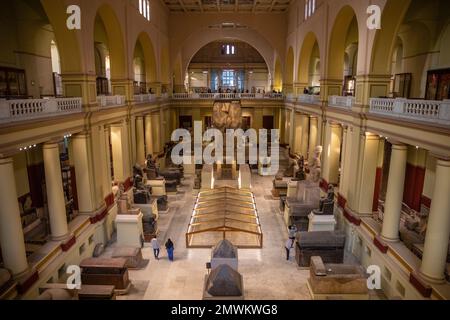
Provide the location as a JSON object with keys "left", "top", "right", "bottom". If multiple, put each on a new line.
{"left": 370, "top": 0, "right": 412, "bottom": 74}
{"left": 273, "top": 58, "right": 283, "bottom": 91}
{"left": 94, "top": 4, "right": 127, "bottom": 80}
{"left": 284, "top": 46, "right": 295, "bottom": 91}
{"left": 41, "top": 0, "right": 82, "bottom": 73}
{"left": 297, "top": 32, "right": 320, "bottom": 86}
{"left": 327, "top": 5, "right": 359, "bottom": 81}
{"left": 133, "top": 32, "right": 157, "bottom": 84}
{"left": 177, "top": 26, "right": 276, "bottom": 81}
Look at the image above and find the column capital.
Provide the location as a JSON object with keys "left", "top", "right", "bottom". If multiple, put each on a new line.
{"left": 390, "top": 141, "right": 408, "bottom": 150}
{"left": 430, "top": 153, "right": 450, "bottom": 163}
{"left": 0, "top": 157, "right": 13, "bottom": 166}
{"left": 43, "top": 141, "right": 61, "bottom": 149}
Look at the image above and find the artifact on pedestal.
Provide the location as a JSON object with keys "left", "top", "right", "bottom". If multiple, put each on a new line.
{"left": 203, "top": 264, "right": 244, "bottom": 300}
{"left": 212, "top": 101, "right": 242, "bottom": 132}
{"left": 211, "top": 239, "right": 238, "bottom": 271}
{"left": 80, "top": 258, "right": 131, "bottom": 295}
{"left": 295, "top": 231, "right": 345, "bottom": 267}
{"left": 307, "top": 256, "right": 369, "bottom": 300}
{"left": 309, "top": 146, "right": 323, "bottom": 183}
{"left": 115, "top": 210, "right": 144, "bottom": 248}
{"left": 283, "top": 181, "right": 321, "bottom": 230}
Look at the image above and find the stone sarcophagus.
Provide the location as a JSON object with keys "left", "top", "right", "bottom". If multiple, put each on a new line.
{"left": 307, "top": 256, "right": 369, "bottom": 300}
{"left": 295, "top": 231, "right": 345, "bottom": 267}
{"left": 80, "top": 258, "right": 131, "bottom": 295}
{"left": 211, "top": 239, "right": 238, "bottom": 271}
{"left": 283, "top": 181, "right": 321, "bottom": 230}
{"left": 203, "top": 264, "right": 244, "bottom": 300}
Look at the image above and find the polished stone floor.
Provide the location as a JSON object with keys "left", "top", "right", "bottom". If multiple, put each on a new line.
{"left": 113, "top": 150, "right": 383, "bottom": 300}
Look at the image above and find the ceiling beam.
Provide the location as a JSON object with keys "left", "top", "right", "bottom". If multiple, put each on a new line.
{"left": 269, "top": 0, "right": 277, "bottom": 11}
{"left": 178, "top": 0, "right": 187, "bottom": 12}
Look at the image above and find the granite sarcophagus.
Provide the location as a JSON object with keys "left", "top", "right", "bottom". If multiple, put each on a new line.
{"left": 295, "top": 231, "right": 345, "bottom": 267}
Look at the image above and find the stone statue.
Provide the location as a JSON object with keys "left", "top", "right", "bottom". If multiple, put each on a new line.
{"left": 294, "top": 156, "right": 306, "bottom": 181}
{"left": 309, "top": 146, "right": 323, "bottom": 183}
{"left": 212, "top": 101, "right": 242, "bottom": 131}
{"left": 145, "top": 154, "right": 159, "bottom": 179}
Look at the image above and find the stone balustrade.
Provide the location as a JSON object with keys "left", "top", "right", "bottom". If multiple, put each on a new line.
{"left": 369, "top": 98, "right": 450, "bottom": 126}
{"left": 97, "top": 95, "right": 126, "bottom": 107}
{"left": 171, "top": 93, "right": 284, "bottom": 100}
{"left": 328, "top": 95, "right": 355, "bottom": 109}
{"left": 0, "top": 97, "right": 82, "bottom": 123}
{"left": 298, "top": 94, "right": 321, "bottom": 105}
{"left": 133, "top": 94, "right": 157, "bottom": 103}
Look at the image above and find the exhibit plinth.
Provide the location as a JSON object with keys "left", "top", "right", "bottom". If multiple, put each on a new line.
{"left": 146, "top": 179, "right": 166, "bottom": 196}
{"left": 201, "top": 164, "right": 214, "bottom": 190}
{"left": 115, "top": 212, "right": 144, "bottom": 248}
{"left": 238, "top": 164, "right": 251, "bottom": 190}
{"left": 308, "top": 211, "right": 336, "bottom": 232}
{"left": 286, "top": 181, "right": 298, "bottom": 198}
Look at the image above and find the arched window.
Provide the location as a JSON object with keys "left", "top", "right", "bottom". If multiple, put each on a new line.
{"left": 305, "top": 0, "right": 316, "bottom": 20}
{"left": 139, "top": 0, "right": 150, "bottom": 21}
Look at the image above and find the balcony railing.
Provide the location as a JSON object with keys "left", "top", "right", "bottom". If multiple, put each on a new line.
{"left": 134, "top": 94, "right": 157, "bottom": 104}
{"left": 328, "top": 95, "right": 355, "bottom": 110}
{"left": 97, "top": 95, "right": 126, "bottom": 108}
{"left": 171, "top": 93, "right": 284, "bottom": 100}
{"left": 286, "top": 94, "right": 298, "bottom": 102}
{"left": 0, "top": 97, "right": 82, "bottom": 124}
{"left": 298, "top": 94, "right": 321, "bottom": 105}
{"left": 369, "top": 98, "right": 450, "bottom": 126}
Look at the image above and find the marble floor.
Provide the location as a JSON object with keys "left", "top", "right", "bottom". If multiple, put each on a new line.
{"left": 112, "top": 150, "right": 383, "bottom": 300}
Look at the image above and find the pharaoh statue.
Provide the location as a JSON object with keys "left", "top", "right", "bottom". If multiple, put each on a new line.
{"left": 212, "top": 101, "right": 242, "bottom": 132}
{"left": 309, "top": 146, "right": 323, "bottom": 183}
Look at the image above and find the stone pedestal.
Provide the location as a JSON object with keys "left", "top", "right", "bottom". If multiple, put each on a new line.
{"left": 287, "top": 181, "right": 298, "bottom": 198}
{"left": 308, "top": 211, "right": 336, "bottom": 232}
{"left": 146, "top": 179, "right": 166, "bottom": 196}
{"left": 201, "top": 164, "right": 214, "bottom": 190}
{"left": 115, "top": 212, "right": 144, "bottom": 248}
{"left": 238, "top": 164, "right": 251, "bottom": 190}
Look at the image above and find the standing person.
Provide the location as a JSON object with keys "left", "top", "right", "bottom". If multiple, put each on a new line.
{"left": 151, "top": 237, "right": 160, "bottom": 260}
{"left": 285, "top": 238, "right": 294, "bottom": 261}
{"left": 165, "top": 238, "right": 175, "bottom": 261}
{"left": 288, "top": 224, "right": 298, "bottom": 240}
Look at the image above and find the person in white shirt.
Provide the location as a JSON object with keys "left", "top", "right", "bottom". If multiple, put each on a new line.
{"left": 285, "top": 238, "right": 295, "bottom": 261}
{"left": 151, "top": 238, "right": 160, "bottom": 260}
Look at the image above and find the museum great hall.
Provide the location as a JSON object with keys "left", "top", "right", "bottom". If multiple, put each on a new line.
{"left": 0, "top": 0, "right": 449, "bottom": 301}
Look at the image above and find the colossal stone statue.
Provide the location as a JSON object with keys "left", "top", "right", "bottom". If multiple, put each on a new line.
{"left": 212, "top": 101, "right": 242, "bottom": 131}
{"left": 310, "top": 146, "right": 323, "bottom": 183}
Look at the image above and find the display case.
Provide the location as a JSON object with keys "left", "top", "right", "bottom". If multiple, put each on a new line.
{"left": 393, "top": 73, "right": 412, "bottom": 98}
{"left": 425, "top": 68, "right": 450, "bottom": 100}
{"left": 0, "top": 67, "right": 27, "bottom": 99}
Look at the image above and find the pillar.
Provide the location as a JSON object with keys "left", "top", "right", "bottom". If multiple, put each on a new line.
{"left": 321, "top": 122, "right": 342, "bottom": 185}
{"left": 110, "top": 122, "right": 131, "bottom": 182}
{"left": 0, "top": 158, "right": 29, "bottom": 276}
{"left": 308, "top": 117, "right": 318, "bottom": 163}
{"left": 145, "top": 114, "right": 153, "bottom": 156}
{"left": 293, "top": 113, "right": 303, "bottom": 155}
{"left": 381, "top": 143, "right": 407, "bottom": 241}
{"left": 151, "top": 113, "right": 161, "bottom": 154}
{"left": 43, "top": 142, "right": 69, "bottom": 240}
{"left": 101, "top": 126, "right": 112, "bottom": 198}
{"left": 339, "top": 126, "right": 350, "bottom": 199}
{"left": 135, "top": 116, "right": 146, "bottom": 165}
{"left": 347, "top": 132, "right": 380, "bottom": 215}
{"left": 419, "top": 157, "right": 450, "bottom": 283}
{"left": 72, "top": 133, "right": 96, "bottom": 214}
{"left": 289, "top": 109, "right": 295, "bottom": 151}
{"left": 300, "top": 115, "right": 310, "bottom": 157}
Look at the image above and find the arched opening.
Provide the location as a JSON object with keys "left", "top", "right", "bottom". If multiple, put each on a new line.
{"left": 284, "top": 47, "right": 295, "bottom": 93}
{"left": 0, "top": 0, "right": 81, "bottom": 99}
{"left": 133, "top": 32, "right": 157, "bottom": 95}
{"left": 297, "top": 32, "right": 321, "bottom": 95}
{"left": 327, "top": 6, "right": 359, "bottom": 96}
{"left": 371, "top": 0, "right": 450, "bottom": 100}
{"left": 186, "top": 40, "right": 270, "bottom": 94}
{"left": 93, "top": 5, "right": 126, "bottom": 96}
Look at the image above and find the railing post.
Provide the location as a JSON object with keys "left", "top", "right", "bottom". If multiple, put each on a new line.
{"left": 439, "top": 100, "right": 450, "bottom": 122}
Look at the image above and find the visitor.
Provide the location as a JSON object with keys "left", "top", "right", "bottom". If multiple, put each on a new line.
{"left": 151, "top": 237, "right": 160, "bottom": 260}
{"left": 288, "top": 224, "right": 297, "bottom": 239}
{"left": 165, "top": 238, "right": 175, "bottom": 261}
{"left": 303, "top": 87, "right": 309, "bottom": 94}
{"left": 285, "top": 238, "right": 294, "bottom": 261}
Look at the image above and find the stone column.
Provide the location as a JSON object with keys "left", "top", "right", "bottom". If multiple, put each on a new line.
{"left": 0, "top": 158, "right": 29, "bottom": 276}
{"left": 347, "top": 132, "right": 380, "bottom": 215}
{"left": 100, "top": 126, "right": 112, "bottom": 198}
{"left": 293, "top": 112, "right": 303, "bottom": 155}
{"left": 419, "top": 157, "right": 450, "bottom": 283}
{"left": 289, "top": 109, "right": 295, "bottom": 152}
{"left": 300, "top": 115, "right": 310, "bottom": 157}
{"left": 43, "top": 142, "right": 69, "bottom": 240}
{"left": 110, "top": 121, "right": 131, "bottom": 182}
{"left": 381, "top": 142, "right": 407, "bottom": 241}
{"left": 135, "top": 116, "right": 146, "bottom": 165}
{"left": 72, "top": 133, "right": 96, "bottom": 214}
{"left": 339, "top": 126, "right": 349, "bottom": 198}
{"left": 321, "top": 122, "right": 342, "bottom": 185}
{"left": 145, "top": 114, "right": 153, "bottom": 156}
{"left": 151, "top": 113, "right": 161, "bottom": 154}
{"left": 308, "top": 117, "right": 318, "bottom": 163}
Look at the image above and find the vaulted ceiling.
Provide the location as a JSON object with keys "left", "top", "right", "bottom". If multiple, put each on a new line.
{"left": 162, "top": 0, "right": 291, "bottom": 13}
